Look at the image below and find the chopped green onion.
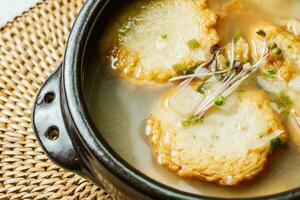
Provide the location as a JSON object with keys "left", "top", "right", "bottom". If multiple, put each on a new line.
{"left": 226, "top": 60, "right": 231, "bottom": 67}
{"left": 160, "top": 34, "right": 168, "bottom": 39}
{"left": 266, "top": 69, "right": 276, "bottom": 78}
{"left": 181, "top": 120, "right": 191, "bottom": 128}
{"left": 234, "top": 27, "right": 243, "bottom": 41}
{"left": 197, "top": 82, "right": 208, "bottom": 94}
{"left": 270, "top": 137, "right": 282, "bottom": 154}
{"left": 258, "top": 133, "right": 265, "bottom": 139}
{"left": 172, "top": 64, "right": 194, "bottom": 75}
{"left": 270, "top": 92, "right": 293, "bottom": 117}
{"left": 187, "top": 39, "right": 200, "bottom": 49}
{"left": 224, "top": 60, "right": 240, "bottom": 71}
{"left": 270, "top": 137, "right": 289, "bottom": 154}
{"left": 216, "top": 70, "right": 237, "bottom": 81}
{"left": 272, "top": 47, "right": 282, "bottom": 55}
{"left": 233, "top": 60, "right": 240, "bottom": 66}
{"left": 181, "top": 116, "right": 203, "bottom": 128}
{"left": 256, "top": 67, "right": 261, "bottom": 74}
{"left": 180, "top": 69, "right": 194, "bottom": 75}
{"left": 215, "top": 74, "right": 224, "bottom": 81}
{"left": 172, "top": 63, "right": 184, "bottom": 72}
{"left": 247, "top": 58, "right": 254, "bottom": 65}
{"left": 287, "top": 45, "right": 292, "bottom": 49}
{"left": 214, "top": 95, "right": 224, "bottom": 106}
{"left": 268, "top": 42, "right": 277, "bottom": 50}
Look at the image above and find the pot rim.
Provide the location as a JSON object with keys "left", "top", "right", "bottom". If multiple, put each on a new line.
{"left": 63, "top": 0, "right": 300, "bottom": 199}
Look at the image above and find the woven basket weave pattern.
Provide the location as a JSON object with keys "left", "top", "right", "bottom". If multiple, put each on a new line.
{"left": 0, "top": 1, "right": 111, "bottom": 199}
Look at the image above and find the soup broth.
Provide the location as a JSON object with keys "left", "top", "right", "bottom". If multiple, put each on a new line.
{"left": 85, "top": 0, "right": 300, "bottom": 198}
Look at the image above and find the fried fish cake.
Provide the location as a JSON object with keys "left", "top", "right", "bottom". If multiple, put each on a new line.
{"left": 251, "top": 25, "right": 300, "bottom": 81}
{"left": 251, "top": 25, "right": 300, "bottom": 112}
{"left": 147, "top": 87, "right": 287, "bottom": 185}
{"left": 108, "top": 0, "right": 219, "bottom": 83}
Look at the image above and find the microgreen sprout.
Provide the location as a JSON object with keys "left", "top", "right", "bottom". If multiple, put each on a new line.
{"left": 268, "top": 42, "right": 277, "bottom": 50}
{"left": 256, "top": 30, "right": 267, "bottom": 38}
{"left": 272, "top": 47, "right": 282, "bottom": 55}
{"left": 168, "top": 37, "right": 271, "bottom": 126}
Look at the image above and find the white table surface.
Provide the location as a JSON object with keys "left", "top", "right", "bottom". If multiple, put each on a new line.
{"left": 0, "top": 0, "right": 40, "bottom": 27}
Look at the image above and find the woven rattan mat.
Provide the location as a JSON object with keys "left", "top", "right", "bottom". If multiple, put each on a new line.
{"left": 0, "top": 1, "right": 112, "bottom": 199}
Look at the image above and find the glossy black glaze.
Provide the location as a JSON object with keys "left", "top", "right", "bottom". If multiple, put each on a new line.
{"left": 32, "top": 0, "right": 300, "bottom": 199}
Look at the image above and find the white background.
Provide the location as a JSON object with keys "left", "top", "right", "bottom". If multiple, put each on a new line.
{"left": 0, "top": 0, "right": 39, "bottom": 27}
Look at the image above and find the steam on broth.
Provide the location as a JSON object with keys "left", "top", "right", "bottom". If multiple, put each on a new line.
{"left": 85, "top": 0, "right": 300, "bottom": 198}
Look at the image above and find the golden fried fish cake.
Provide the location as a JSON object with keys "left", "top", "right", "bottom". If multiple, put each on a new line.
{"left": 251, "top": 25, "right": 300, "bottom": 81}
{"left": 147, "top": 87, "right": 287, "bottom": 186}
{"left": 108, "top": 0, "right": 219, "bottom": 83}
{"left": 251, "top": 25, "right": 300, "bottom": 112}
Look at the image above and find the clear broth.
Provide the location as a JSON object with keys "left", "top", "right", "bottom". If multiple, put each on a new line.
{"left": 86, "top": 0, "right": 300, "bottom": 198}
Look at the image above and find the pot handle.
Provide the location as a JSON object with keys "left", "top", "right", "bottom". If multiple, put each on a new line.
{"left": 32, "top": 64, "right": 96, "bottom": 183}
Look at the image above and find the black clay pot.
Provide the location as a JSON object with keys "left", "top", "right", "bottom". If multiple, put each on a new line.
{"left": 32, "top": 0, "right": 300, "bottom": 199}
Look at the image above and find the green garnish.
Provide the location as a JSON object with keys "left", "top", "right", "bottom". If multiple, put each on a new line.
{"left": 258, "top": 133, "right": 265, "bottom": 139}
{"left": 197, "top": 82, "right": 208, "bottom": 94}
{"left": 160, "top": 34, "right": 168, "bottom": 39}
{"left": 270, "top": 137, "right": 289, "bottom": 154}
{"left": 268, "top": 42, "right": 277, "bottom": 50}
{"left": 187, "top": 39, "right": 200, "bottom": 49}
{"left": 272, "top": 47, "right": 282, "bottom": 55}
{"left": 172, "top": 64, "right": 194, "bottom": 75}
{"left": 266, "top": 69, "right": 276, "bottom": 78}
{"left": 287, "top": 45, "right": 292, "bottom": 49}
{"left": 214, "top": 95, "right": 225, "bottom": 106}
{"left": 247, "top": 58, "right": 254, "bottom": 65}
{"left": 225, "top": 60, "right": 240, "bottom": 68}
{"left": 256, "top": 67, "right": 261, "bottom": 74}
{"left": 215, "top": 74, "right": 224, "bottom": 81}
{"left": 180, "top": 69, "right": 194, "bottom": 75}
{"left": 270, "top": 92, "right": 293, "bottom": 117}
{"left": 181, "top": 115, "right": 203, "bottom": 128}
{"left": 181, "top": 120, "right": 190, "bottom": 128}
{"left": 256, "top": 30, "right": 267, "bottom": 38}
{"left": 234, "top": 27, "right": 243, "bottom": 41}
{"left": 270, "top": 137, "right": 281, "bottom": 154}
{"left": 172, "top": 63, "right": 184, "bottom": 72}
{"left": 216, "top": 70, "right": 236, "bottom": 81}
{"left": 226, "top": 60, "right": 231, "bottom": 67}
